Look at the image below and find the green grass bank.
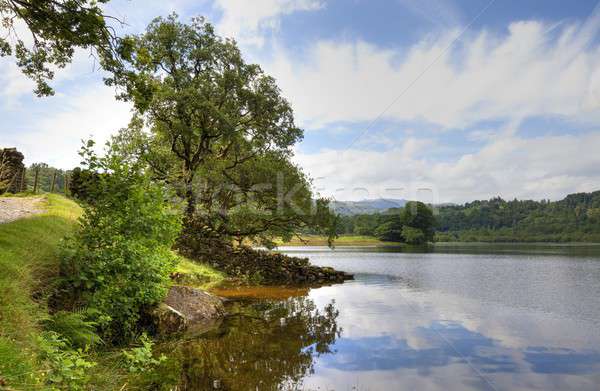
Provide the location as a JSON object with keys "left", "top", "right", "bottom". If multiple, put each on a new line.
{"left": 0, "top": 194, "right": 81, "bottom": 389}
{"left": 0, "top": 194, "right": 226, "bottom": 390}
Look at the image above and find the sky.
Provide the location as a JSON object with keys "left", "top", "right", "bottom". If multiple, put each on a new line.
{"left": 1, "top": 0, "right": 600, "bottom": 203}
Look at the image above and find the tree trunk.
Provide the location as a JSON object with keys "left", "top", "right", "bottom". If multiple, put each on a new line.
{"left": 185, "top": 185, "right": 196, "bottom": 219}
{"left": 183, "top": 164, "right": 196, "bottom": 220}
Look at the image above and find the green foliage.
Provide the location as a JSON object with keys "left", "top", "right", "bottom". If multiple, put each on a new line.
{"left": 401, "top": 201, "right": 435, "bottom": 243}
{"left": 38, "top": 331, "right": 96, "bottom": 391}
{"left": 173, "top": 255, "right": 226, "bottom": 289}
{"left": 59, "top": 141, "right": 182, "bottom": 342}
{"left": 43, "top": 311, "right": 103, "bottom": 349}
{"left": 25, "top": 163, "right": 69, "bottom": 194}
{"left": 436, "top": 191, "right": 600, "bottom": 242}
{"left": 68, "top": 167, "right": 101, "bottom": 202}
{"left": 0, "top": 0, "right": 115, "bottom": 96}
{"left": 121, "top": 333, "right": 166, "bottom": 374}
{"left": 342, "top": 201, "right": 436, "bottom": 244}
{"left": 374, "top": 217, "right": 403, "bottom": 242}
{"left": 402, "top": 226, "right": 426, "bottom": 245}
{"left": 104, "top": 14, "right": 338, "bottom": 248}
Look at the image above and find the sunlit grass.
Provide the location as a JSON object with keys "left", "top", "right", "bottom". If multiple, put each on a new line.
{"left": 0, "top": 194, "right": 81, "bottom": 389}
{"left": 174, "top": 254, "right": 226, "bottom": 289}
{"left": 275, "top": 234, "right": 401, "bottom": 246}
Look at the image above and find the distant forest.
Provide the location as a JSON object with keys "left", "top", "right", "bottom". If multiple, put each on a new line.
{"left": 24, "top": 163, "right": 69, "bottom": 194}
{"left": 337, "top": 191, "right": 600, "bottom": 243}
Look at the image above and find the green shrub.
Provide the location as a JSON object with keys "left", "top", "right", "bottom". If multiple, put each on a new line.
{"left": 68, "top": 167, "right": 102, "bottom": 203}
{"left": 122, "top": 333, "right": 166, "bottom": 373}
{"left": 374, "top": 219, "right": 403, "bottom": 242}
{"left": 402, "top": 226, "right": 426, "bottom": 245}
{"left": 43, "top": 311, "right": 103, "bottom": 349}
{"left": 38, "top": 331, "right": 95, "bottom": 391}
{"left": 60, "top": 141, "right": 182, "bottom": 342}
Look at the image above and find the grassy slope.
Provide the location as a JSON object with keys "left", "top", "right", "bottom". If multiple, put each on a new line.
{"left": 0, "top": 194, "right": 81, "bottom": 389}
{"left": 174, "top": 255, "right": 226, "bottom": 290}
{"left": 275, "top": 234, "right": 401, "bottom": 246}
{"left": 0, "top": 194, "right": 226, "bottom": 390}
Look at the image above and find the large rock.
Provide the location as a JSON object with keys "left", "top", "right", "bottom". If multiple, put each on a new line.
{"left": 154, "top": 286, "right": 225, "bottom": 336}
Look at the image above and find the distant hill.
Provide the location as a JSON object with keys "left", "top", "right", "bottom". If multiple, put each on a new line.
{"left": 331, "top": 198, "right": 407, "bottom": 215}
{"left": 333, "top": 190, "right": 600, "bottom": 242}
{"left": 434, "top": 190, "right": 600, "bottom": 242}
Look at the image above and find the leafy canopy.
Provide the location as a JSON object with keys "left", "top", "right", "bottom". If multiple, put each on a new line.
{"left": 0, "top": 0, "right": 116, "bottom": 96}
{"left": 105, "top": 15, "right": 337, "bottom": 247}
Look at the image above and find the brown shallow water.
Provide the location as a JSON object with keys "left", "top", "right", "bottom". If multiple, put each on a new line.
{"left": 156, "top": 245, "right": 600, "bottom": 390}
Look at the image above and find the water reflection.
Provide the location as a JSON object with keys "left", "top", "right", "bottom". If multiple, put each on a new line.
{"left": 301, "top": 248, "right": 600, "bottom": 390}
{"left": 159, "top": 246, "right": 600, "bottom": 390}
{"left": 319, "top": 322, "right": 600, "bottom": 375}
{"left": 172, "top": 296, "right": 340, "bottom": 390}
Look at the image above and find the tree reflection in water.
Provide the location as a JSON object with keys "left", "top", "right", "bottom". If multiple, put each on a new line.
{"left": 175, "top": 296, "right": 340, "bottom": 390}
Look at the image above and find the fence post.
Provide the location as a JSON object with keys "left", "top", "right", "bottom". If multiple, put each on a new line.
{"left": 33, "top": 166, "right": 39, "bottom": 194}
{"left": 50, "top": 170, "right": 57, "bottom": 193}
{"left": 20, "top": 167, "right": 27, "bottom": 192}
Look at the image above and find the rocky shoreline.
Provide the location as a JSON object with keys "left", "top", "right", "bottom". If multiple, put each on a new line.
{"left": 159, "top": 247, "right": 354, "bottom": 335}
{"left": 208, "top": 247, "right": 354, "bottom": 285}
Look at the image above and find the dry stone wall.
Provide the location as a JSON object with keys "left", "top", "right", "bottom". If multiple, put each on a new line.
{"left": 0, "top": 148, "right": 25, "bottom": 194}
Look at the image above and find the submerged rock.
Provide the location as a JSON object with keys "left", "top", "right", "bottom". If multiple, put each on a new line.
{"left": 154, "top": 286, "right": 225, "bottom": 336}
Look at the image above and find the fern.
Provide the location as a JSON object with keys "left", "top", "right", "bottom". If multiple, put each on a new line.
{"left": 44, "top": 311, "right": 103, "bottom": 349}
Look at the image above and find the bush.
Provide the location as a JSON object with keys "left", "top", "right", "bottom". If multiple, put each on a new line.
{"left": 68, "top": 167, "right": 102, "bottom": 203}
{"left": 38, "top": 331, "right": 95, "bottom": 391}
{"left": 122, "top": 333, "right": 166, "bottom": 373}
{"left": 59, "top": 141, "right": 182, "bottom": 343}
{"left": 402, "top": 226, "right": 426, "bottom": 245}
{"left": 43, "top": 311, "right": 103, "bottom": 349}
{"left": 374, "top": 219, "right": 403, "bottom": 242}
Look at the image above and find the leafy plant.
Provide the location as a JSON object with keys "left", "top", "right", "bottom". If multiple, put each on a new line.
{"left": 43, "top": 311, "right": 103, "bottom": 349}
{"left": 401, "top": 226, "right": 426, "bottom": 245}
{"left": 38, "top": 332, "right": 95, "bottom": 391}
{"left": 122, "top": 333, "right": 166, "bottom": 373}
{"left": 60, "top": 140, "right": 182, "bottom": 342}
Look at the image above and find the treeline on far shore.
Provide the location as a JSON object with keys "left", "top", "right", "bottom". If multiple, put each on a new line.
{"left": 335, "top": 191, "right": 600, "bottom": 243}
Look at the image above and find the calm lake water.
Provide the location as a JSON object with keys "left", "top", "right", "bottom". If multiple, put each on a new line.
{"left": 172, "top": 244, "right": 600, "bottom": 390}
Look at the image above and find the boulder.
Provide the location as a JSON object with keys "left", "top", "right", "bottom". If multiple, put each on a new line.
{"left": 154, "top": 286, "right": 226, "bottom": 336}
{"left": 154, "top": 303, "right": 187, "bottom": 335}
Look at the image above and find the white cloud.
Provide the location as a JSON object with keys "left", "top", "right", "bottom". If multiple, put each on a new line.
{"left": 262, "top": 10, "right": 600, "bottom": 129}
{"left": 0, "top": 61, "right": 36, "bottom": 105}
{"left": 0, "top": 85, "right": 131, "bottom": 168}
{"left": 295, "top": 131, "right": 600, "bottom": 203}
{"left": 214, "top": 0, "right": 323, "bottom": 45}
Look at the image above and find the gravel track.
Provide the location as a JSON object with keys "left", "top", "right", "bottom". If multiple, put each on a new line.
{"left": 0, "top": 197, "right": 44, "bottom": 224}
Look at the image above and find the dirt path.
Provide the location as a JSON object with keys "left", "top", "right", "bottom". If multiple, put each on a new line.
{"left": 0, "top": 197, "right": 44, "bottom": 224}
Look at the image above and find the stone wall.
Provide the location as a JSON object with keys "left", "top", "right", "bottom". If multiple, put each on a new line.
{"left": 0, "top": 148, "right": 25, "bottom": 194}
{"left": 180, "top": 243, "right": 354, "bottom": 285}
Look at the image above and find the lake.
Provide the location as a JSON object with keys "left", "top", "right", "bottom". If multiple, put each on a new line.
{"left": 170, "top": 245, "right": 600, "bottom": 390}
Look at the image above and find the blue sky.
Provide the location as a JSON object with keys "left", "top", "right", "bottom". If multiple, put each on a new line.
{"left": 1, "top": 0, "right": 600, "bottom": 202}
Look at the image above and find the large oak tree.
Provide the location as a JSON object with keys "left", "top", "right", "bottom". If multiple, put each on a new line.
{"left": 106, "top": 15, "right": 337, "bottom": 247}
